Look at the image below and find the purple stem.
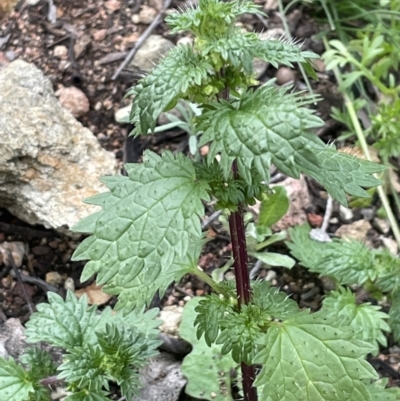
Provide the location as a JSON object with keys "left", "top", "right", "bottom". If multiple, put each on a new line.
{"left": 228, "top": 161, "right": 257, "bottom": 401}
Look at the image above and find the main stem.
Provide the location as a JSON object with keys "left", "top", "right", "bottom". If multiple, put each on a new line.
{"left": 229, "top": 161, "right": 257, "bottom": 401}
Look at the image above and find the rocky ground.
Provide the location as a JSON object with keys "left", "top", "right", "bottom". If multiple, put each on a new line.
{"left": 0, "top": 0, "right": 400, "bottom": 399}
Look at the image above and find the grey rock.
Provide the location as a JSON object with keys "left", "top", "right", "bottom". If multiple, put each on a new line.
{"left": 0, "top": 318, "right": 27, "bottom": 360}
{"left": 0, "top": 60, "right": 117, "bottom": 236}
{"left": 132, "top": 353, "right": 187, "bottom": 401}
{"left": 129, "top": 34, "right": 174, "bottom": 72}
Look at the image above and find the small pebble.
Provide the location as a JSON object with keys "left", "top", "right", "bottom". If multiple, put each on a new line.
{"left": 64, "top": 277, "right": 75, "bottom": 291}
{"left": 373, "top": 217, "right": 390, "bottom": 234}
{"left": 32, "top": 245, "right": 50, "bottom": 255}
{"left": 339, "top": 205, "right": 353, "bottom": 221}
{"left": 48, "top": 240, "right": 60, "bottom": 249}
{"left": 45, "top": 271, "right": 63, "bottom": 286}
{"left": 264, "top": 270, "right": 277, "bottom": 282}
{"left": 275, "top": 67, "right": 296, "bottom": 85}
{"left": 53, "top": 45, "right": 68, "bottom": 59}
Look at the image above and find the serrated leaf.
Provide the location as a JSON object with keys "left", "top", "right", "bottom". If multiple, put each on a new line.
{"left": 71, "top": 211, "right": 103, "bottom": 234}
{"left": 216, "top": 303, "right": 267, "bottom": 365}
{"left": 0, "top": 357, "right": 35, "bottom": 401}
{"left": 72, "top": 151, "right": 209, "bottom": 311}
{"left": 252, "top": 281, "right": 299, "bottom": 320}
{"left": 322, "top": 287, "right": 390, "bottom": 355}
{"left": 200, "top": 29, "right": 259, "bottom": 74}
{"left": 59, "top": 325, "right": 146, "bottom": 400}
{"left": 366, "top": 378, "right": 400, "bottom": 401}
{"left": 128, "top": 45, "right": 212, "bottom": 135}
{"left": 195, "top": 289, "right": 236, "bottom": 346}
{"left": 180, "top": 298, "right": 236, "bottom": 401}
{"left": 254, "top": 311, "right": 378, "bottom": 401}
{"left": 258, "top": 186, "right": 289, "bottom": 228}
{"left": 25, "top": 291, "right": 100, "bottom": 350}
{"left": 25, "top": 290, "right": 161, "bottom": 357}
{"left": 21, "top": 348, "right": 58, "bottom": 382}
{"left": 198, "top": 85, "right": 383, "bottom": 205}
{"left": 287, "top": 224, "right": 377, "bottom": 286}
{"left": 58, "top": 345, "right": 106, "bottom": 393}
{"left": 254, "top": 39, "right": 319, "bottom": 69}
{"left": 166, "top": 0, "right": 262, "bottom": 35}
{"left": 210, "top": 283, "right": 299, "bottom": 365}
{"left": 300, "top": 147, "right": 385, "bottom": 206}
{"left": 198, "top": 82, "right": 324, "bottom": 183}
{"left": 96, "top": 306, "right": 162, "bottom": 354}
{"left": 374, "top": 251, "right": 400, "bottom": 293}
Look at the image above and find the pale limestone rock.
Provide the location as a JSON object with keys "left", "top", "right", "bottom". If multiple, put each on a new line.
{"left": 129, "top": 34, "right": 174, "bottom": 72}
{"left": 0, "top": 60, "right": 116, "bottom": 236}
{"left": 335, "top": 219, "right": 372, "bottom": 244}
{"left": 138, "top": 5, "right": 158, "bottom": 24}
{"left": 159, "top": 305, "right": 183, "bottom": 337}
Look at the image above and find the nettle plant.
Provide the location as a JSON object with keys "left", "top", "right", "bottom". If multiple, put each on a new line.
{"left": 2, "top": 0, "right": 398, "bottom": 400}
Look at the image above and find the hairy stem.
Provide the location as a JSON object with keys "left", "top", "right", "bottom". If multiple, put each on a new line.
{"left": 192, "top": 268, "right": 231, "bottom": 298}
{"left": 228, "top": 162, "right": 257, "bottom": 401}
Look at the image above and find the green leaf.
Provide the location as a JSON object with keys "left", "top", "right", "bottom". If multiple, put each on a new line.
{"left": 300, "top": 147, "right": 385, "bottom": 206}
{"left": 322, "top": 287, "right": 390, "bottom": 355}
{"left": 58, "top": 345, "right": 107, "bottom": 393}
{"left": 128, "top": 45, "right": 212, "bottom": 135}
{"left": 166, "top": 0, "right": 262, "bottom": 36}
{"left": 199, "top": 84, "right": 383, "bottom": 206}
{"left": 252, "top": 281, "right": 299, "bottom": 321}
{"left": 374, "top": 251, "right": 400, "bottom": 293}
{"left": 389, "top": 287, "right": 400, "bottom": 342}
{"left": 180, "top": 298, "right": 236, "bottom": 401}
{"left": 72, "top": 151, "right": 209, "bottom": 311}
{"left": 251, "top": 252, "right": 295, "bottom": 268}
{"left": 200, "top": 29, "right": 260, "bottom": 74}
{"left": 203, "top": 282, "right": 299, "bottom": 365}
{"left": 20, "top": 348, "right": 57, "bottom": 382}
{"left": 25, "top": 290, "right": 162, "bottom": 361}
{"left": 0, "top": 357, "right": 35, "bottom": 401}
{"left": 366, "top": 378, "right": 400, "bottom": 401}
{"left": 253, "top": 39, "right": 319, "bottom": 69}
{"left": 198, "top": 82, "right": 324, "bottom": 183}
{"left": 58, "top": 324, "right": 148, "bottom": 400}
{"left": 258, "top": 186, "right": 289, "bottom": 228}
{"left": 25, "top": 291, "right": 100, "bottom": 350}
{"left": 216, "top": 303, "right": 268, "bottom": 364}
{"left": 96, "top": 306, "right": 162, "bottom": 355}
{"left": 287, "top": 224, "right": 377, "bottom": 286}
{"left": 254, "top": 311, "right": 378, "bottom": 401}
{"left": 195, "top": 287, "right": 237, "bottom": 347}
{"left": 253, "top": 231, "right": 287, "bottom": 251}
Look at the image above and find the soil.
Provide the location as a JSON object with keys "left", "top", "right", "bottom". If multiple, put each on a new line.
{"left": 1, "top": 0, "right": 400, "bottom": 397}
